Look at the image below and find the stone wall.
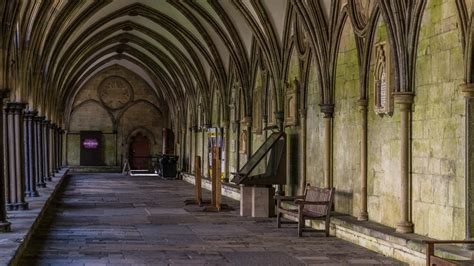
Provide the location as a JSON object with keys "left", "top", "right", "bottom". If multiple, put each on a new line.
{"left": 333, "top": 22, "right": 361, "bottom": 216}
{"left": 412, "top": 0, "right": 465, "bottom": 239}
{"left": 66, "top": 65, "right": 167, "bottom": 166}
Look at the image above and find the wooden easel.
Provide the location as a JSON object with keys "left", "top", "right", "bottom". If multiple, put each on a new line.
{"left": 211, "top": 147, "right": 222, "bottom": 210}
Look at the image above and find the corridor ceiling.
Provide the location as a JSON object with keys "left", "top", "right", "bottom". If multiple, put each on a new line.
{"left": 2, "top": 0, "right": 430, "bottom": 127}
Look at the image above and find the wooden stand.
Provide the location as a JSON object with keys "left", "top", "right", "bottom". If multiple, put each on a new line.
{"left": 206, "top": 147, "right": 223, "bottom": 211}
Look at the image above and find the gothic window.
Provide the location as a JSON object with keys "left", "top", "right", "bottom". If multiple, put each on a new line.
{"left": 374, "top": 42, "right": 393, "bottom": 116}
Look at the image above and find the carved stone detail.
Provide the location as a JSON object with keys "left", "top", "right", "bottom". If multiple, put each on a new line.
{"left": 98, "top": 76, "right": 133, "bottom": 110}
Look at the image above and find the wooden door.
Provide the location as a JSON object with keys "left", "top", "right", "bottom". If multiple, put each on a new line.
{"left": 129, "top": 133, "right": 151, "bottom": 170}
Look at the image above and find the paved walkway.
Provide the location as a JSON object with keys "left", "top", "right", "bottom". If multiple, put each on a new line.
{"left": 20, "top": 173, "right": 404, "bottom": 265}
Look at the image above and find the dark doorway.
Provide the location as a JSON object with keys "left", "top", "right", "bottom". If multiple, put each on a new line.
{"left": 129, "top": 133, "right": 151, "bottom": 169}
{"left": 80, "top": 131, "right": 104, "bottom": 166}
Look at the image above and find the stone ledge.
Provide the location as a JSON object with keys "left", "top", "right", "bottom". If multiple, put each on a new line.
{"left": 68, "top": 165, "right": 121, "bottom": 173}
{"left": 0, "top": 168, "right": 69, "bottom": 266}
{"left": 182, "top": 173, "right": 474, "bottom": 265}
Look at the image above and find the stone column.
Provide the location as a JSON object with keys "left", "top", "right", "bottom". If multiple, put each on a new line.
{"left": 24, "top": 110, "right": 39, "bottom": 197}
{"left": 4, "top": 102, "right": 28, "bottom": 210}
{"left": 35, "top": 116, "right": 46, "bottom": 187}
{"left": 299, "top": 109, "right": 307, "bottom": 195}
{"left": 461, "top": 84, "right": 474, "bottom": 243}
{"left": 358, "top": 100, "right": 369, "bottom": 221}
{"left": 43, "top": 120, "right": 51, "bottom": 181}
{"left": 49, "top": 124, "right": 56, "bottom": 176}
{"left": 393, "top": 92, "right": 414, "bottom": 233}
{"left": 320, "top": 104, "right": 334, "bottom": 188}
{"left": 0, "top": 92, "right": 11, "bottom": 231}
{"left": 59, "top": 129, "right": 64, "bottom": 167}
{"left": 64, "top": 130, "right": 68, "bottom": 166}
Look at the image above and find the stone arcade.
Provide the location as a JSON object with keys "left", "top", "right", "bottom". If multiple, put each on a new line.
{"left": 0, "top": 0, "right": 474, "bottom": 265}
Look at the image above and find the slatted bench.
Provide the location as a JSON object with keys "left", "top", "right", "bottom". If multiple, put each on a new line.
{"left": 275, "top": 184, "right": 335, "bottom": 237}
{"left": 424, "top": 240, "right": 474, "bottom": 265}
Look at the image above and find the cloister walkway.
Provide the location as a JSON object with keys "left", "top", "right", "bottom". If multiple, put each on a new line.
{"left": 20, "top": 173, "right": 403, "bottom": 265}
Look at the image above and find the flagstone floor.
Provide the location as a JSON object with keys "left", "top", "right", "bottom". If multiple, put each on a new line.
{"left": 20, "top": 173, "right": 404, "bottom": 265}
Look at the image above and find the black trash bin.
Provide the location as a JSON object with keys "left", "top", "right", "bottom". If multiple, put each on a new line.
{"left": 159, "top": 155, "right": 178, "bottom": 178}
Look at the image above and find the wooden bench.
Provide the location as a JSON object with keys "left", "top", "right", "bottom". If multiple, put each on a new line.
{"left": 424, "top": 240, "right": 474, "bottom": 265}
{"left": 275, "top": 184, "right": 335, "bottom": 237}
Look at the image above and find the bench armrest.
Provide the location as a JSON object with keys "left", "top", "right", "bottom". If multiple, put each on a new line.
{"left": 294, "top": 200, "right": 330, "bottom": 205}
{"left": 423, "top": 240, "right": 474, "bottom": 244}
{"left": 274, "top": 195, "right": 304, "bottom": 201}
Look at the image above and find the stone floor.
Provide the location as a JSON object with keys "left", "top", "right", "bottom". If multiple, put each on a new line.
{"left": 20, "top": 173, "right": 404, "bottom": 265}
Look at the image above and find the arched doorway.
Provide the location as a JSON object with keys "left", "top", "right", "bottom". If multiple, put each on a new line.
{"left": 129, "top": 133, "right": 151, "bottom": 169}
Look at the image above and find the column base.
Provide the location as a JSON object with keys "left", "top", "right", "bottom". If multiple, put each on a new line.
{"left": 396, "top": 221, "right": 414, "bottom": 233}
{"left": 37, "top": 182, "right": 47, "bottom": 188}
{"left": 357, "top": 211, "right": 368, "bottom": 221}
{"left": 47, "top": 176, "right": 53, "bottom": 181}
{"left": 0, "top": 221, "right": 11, "bottom": 232}
{"left": 7, "top": 202, "right": 29, "bottom": 211}
{"left": 26, "top": 190, "right": 40, "bottom": 197}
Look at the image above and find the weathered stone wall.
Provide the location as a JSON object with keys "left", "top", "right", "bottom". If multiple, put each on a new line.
{"left": 412, "top": 0, "right": 465, "bottom": 239}
{"left": 66, "top": 65, "right": 166, "bottom": 166}
{"left": 305, "top": 58, "right": 324, "bottom": 188}
{"left": 365, "top": 20, "right": 402, "bottom": 229}
{"left": 333, "top": 22, "right": 361, "bottom": 216}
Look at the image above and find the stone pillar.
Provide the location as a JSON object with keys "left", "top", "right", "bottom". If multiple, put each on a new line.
{"left": 4, "top": 102, "right": 28, "bottom": 210}
{"left": 24, "top": 110, "right": 39, "bottom": 197}
{"left": 320, "top": 104, "right": 334, "bottom": 188}
{"left": 393, "top": 92, "right": 414, "bottom": 233}
{"left": 0, "top": 92, "right": 11, "bottom": 231}
{"left": 59, "top": 129, "right": 64, "bottom": 167}
{"left": 49, "top": 124, "right": 56, "bottom": 177}
{"left": 43, "top": 120, "right": 51, "bottom": 181}
{"left": 35, "top": 116, "right": 46, "bottom": 187}
{"left": 275, "top": 111, "right": 284, "bottom": 196}
{"left": 64, "top": 130, "right": 68, "bottom": 166}
{"left": 461, "top": 84, "right": 474, "bottom": 243}
{"left": 358, "top": 100, "right": 369, "bottom": 221}
{"left": 299, "top": 109, "right": 307, "bottom": 195}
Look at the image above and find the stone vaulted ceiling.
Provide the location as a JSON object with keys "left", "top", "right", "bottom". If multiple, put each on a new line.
{"left": 0, "top": 0, "right": 440, "bottom": 128}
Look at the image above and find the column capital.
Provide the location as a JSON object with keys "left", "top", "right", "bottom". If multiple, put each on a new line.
{"left": 240, "top": 116, "right": 252, "bottom": 127}
{"left": 392, "top": 92, "right": 415, "bottom": 105}
{"left": 460, "top": 83, "right": 474, "bottom": 98}
{"left": 24, "top": 110, "right": 38, "bottom": 119}
{"left": 5, "top": 102, "right": 26, "bottom": 113}
{"left": 42, "top": 119, "right": 51, "bottom": 125}
{"left": 358, "top": 99, "right": 368, "bottom": 111}
{"left": 34, "top": 115, "right": 45, "bottom": 122}
{"left": 320, "top": 104, "right": 334, "bottom": 118}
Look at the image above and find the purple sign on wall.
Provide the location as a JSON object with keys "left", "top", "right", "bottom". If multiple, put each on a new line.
{"left": 83, "top": 138, "right": 99, "bottom": 149}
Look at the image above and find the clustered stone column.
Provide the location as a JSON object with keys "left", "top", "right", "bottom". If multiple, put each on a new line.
{"left": 299, "top": 108, "right": 307, "bottom": 195}
{"left": 0, "top": 92, "right": 11, "bottom": 231}
{"left": 4, "top": 102, "right": 28, "bottom": 210}
{"left": 358, "top": 100, "right": 369, "bottom": 221}
{"left": 49, "top": 124, "right": 56, "bottom": 177}
{"left": 24, "top": 110, "right": 39, "bottom": 197}
{"left": 320, "top": 104, "right": 334, "bottom": 188}
{"left": 35, "top": 116, "right": 46, "bottom": 187}
{"left": 393, "top": 92, "right": 414, "bottom": 233}
{"left": 43, "top": 119, "right": 51, "bottom": 181}
{"left": 461, "top": 84, "right": 474, "bottom": 243}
